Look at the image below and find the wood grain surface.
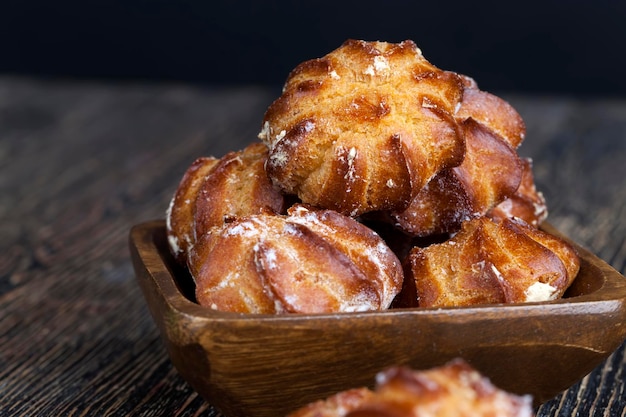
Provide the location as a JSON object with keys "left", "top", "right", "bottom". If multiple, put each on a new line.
{"left": 1, "top": 76, "right": 625, "bottom": 416}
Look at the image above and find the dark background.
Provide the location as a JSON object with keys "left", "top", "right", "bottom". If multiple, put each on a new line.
{"left": 1, "top": 0, "right": 625, "bottom": 96}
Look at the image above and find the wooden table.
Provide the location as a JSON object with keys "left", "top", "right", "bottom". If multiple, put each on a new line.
{"left": 1, "top": 76, "right": 625, "bottom": 416}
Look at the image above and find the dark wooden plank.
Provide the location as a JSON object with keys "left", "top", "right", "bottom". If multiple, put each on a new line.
{"left": 0, "top": 77, "right": 276, "bottom": 416}
{"left": 1, "top": 77, "right": 624, "bottom": 416}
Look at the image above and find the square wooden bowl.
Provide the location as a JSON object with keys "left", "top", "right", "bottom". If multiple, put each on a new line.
{"left": 130, "top": 220, "right": 626, "bottom": 417}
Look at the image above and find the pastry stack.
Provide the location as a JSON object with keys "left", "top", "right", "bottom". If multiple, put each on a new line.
{"left": 166, "top": 39, "right": 579, "bottom": 314}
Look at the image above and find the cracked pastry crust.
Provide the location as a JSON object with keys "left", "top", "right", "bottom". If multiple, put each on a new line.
{"left": 259, "top": 39, "right": 467, "bottom": 217}
{"left": 189, "top": 204, "right": 404, "bottom": 314}
{"left": 166, "top": 142, "right": 287, "bottom": 264}
{"left": 287, "top": 360, "right": 534, "bottom": 417}
{"left": 399, "top": 217, "right": 580, "bottom": 308}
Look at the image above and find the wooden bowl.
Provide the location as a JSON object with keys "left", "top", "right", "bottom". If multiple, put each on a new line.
{"left": 129, "top": 220, "right": 626, "bottom": 417}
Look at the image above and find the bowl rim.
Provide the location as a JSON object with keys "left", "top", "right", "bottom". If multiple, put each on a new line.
{"left": 130, "top": 219, "right": 626, "bottom": 323}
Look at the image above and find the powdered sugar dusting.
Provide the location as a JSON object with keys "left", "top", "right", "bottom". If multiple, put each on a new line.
{"left": 257, "top": 121, "right": 270, "bottom": 142}
{"left": 303, "top": 120, "right": 315, "bottom": 133}
{"left": 168, "top": 234, "right": 181, "bottom": 256}
{"left": 269, "top": 135, "right": 295, "bottom": 168}
{"left": 342, "top": 300, "right": 377, "bottom": 312}
{"left": 269, "top": 148, "right": 290, "bottom": 168}
{"left": 374, "top": 55, "right": 390, "bottom": 73}
{"left": 288, "top": 206, "right": 338, "bottom": 239}
{"left": 340, "top": 146, "right": 359, "bottom": 189}
{"left": 214, "top": 271, "right": 240, "bottom": 291}
{"left": 490, "top": 264, "right": 505, "bottom": 283}
{"left": 365, "top": 55, "right": 390, "bottom": 76}
{"left": 260, "top": 245, "right": 278, "bottom": 270}
{"left": 224, "top": 219, "right": 264, "bottom": 239}
{"left": 275, "top": 129, "right": 287, "bottom": 142}
{"left": 535, "top": 191, "right": 548, "bottom": 221}
{"left": 268, "top": 121, "right": 315, "bottom": 168}
{"left": 524, "top": 282, "right": 558, "bottom": 302}
{"left": 165, "top": 196, "right": 175, "bottom": 232}
{"left": 165, "top": 196, "right": 183, "bottom": 255}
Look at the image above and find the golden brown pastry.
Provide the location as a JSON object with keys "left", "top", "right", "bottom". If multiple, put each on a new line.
{"left": 189, "top": 204, "right": 404, "bottom": 314}
{"left": 399, "top": 217, "right": 580, "bottom": 308}
{"left": 487, "top": 158, "right": 548, "bottom": 228}
{"left": 259, "top": 39, "right": 467, "bottom": 217}
{"left": 166, "top": 143, "right": 287, "bottom": 263}
{"left": 192, "top": 142, "right": 289, "bottom": 238}
{"left": 166, "top": 39, "right": 575, "bottom": 316}
{"left": 455, "top": 74, "right": 526, "bottom": 149}
{"left": 287, "top": 360, "right": 534, "bottom": 417}
{"left": 390, "top": 118, "right": 523, "bottom": 237}
{"left": 166, "top": 156, "right": 219, "bottom": 263}
{"left": 387, "top": 72, "right": 528, "bottom": 237}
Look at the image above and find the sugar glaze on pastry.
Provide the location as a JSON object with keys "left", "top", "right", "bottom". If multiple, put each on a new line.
{"left": 400, "top": 217, "right": 580, "bottom": 308}
{"left": 166, "top": 143, "right": 287, "bottom": 264}
{"left": 389, "top": 74, "right": 527, "bottom": 237}
{"left": 189, "top": 204, "right": 403, "bottom": 314}
{"left": 259, "top": 39, "right": 467, "bottom": 216}
{"left": 165, "top": 39, "right": 580, "bottom": 315}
